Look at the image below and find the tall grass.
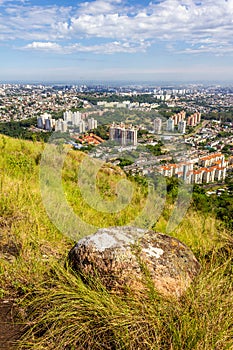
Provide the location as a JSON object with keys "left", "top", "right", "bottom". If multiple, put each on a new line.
{"left": 0, "top": 135, "right": 232, "bottom": 349}
{"left": 18, "top": 249, "right": 233, "bottom": 350}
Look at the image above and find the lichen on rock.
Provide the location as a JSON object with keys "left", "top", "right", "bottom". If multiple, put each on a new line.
{"left": 68, "top": 226, "right": 201, "bottom": 297}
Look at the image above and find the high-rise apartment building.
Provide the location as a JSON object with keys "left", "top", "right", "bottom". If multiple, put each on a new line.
{"left": 72, "top": 111, "right": 81, "bottom": 126}
{"left": 88, "top": 117, "right": 98, "bottom": 130}
{"left": 79, "top": 120, "right": 86, "bottom": 133}
{"left": 154, "top": 117, "right": 162, "bottom": 134}
{"left": 64, "top": 110, "right": 82, "bottom": 126}
{"left": 166, "top": 118, "right": 174, "bottom": 132}
{"left": 187, "top": 112, "right": 201, "bottom": 126}
{"left": 178, "top": 120, "right": 186, "bottom": 134}
{"left": 126, "top": 126, "right": 137, "bottom": 145}
{"left": 109, "top": 123, "right": 137, "bottom": 146}
{"left": 55, "top": 119, "right": 62, "bottom": 132}
{"left": 37, "top": 117, "right": 44, "bottom": 129}
{"left": 37, "top": 113, "right": 54, "bottom": 131}
{"left": 171, "top": 110, "right": 186, "bottom": 125}
{"left": 63, "top": 110, "right": 72, "bottom": 122}
{"left": 45, "top": 118, "right": 52, "bottom": 131}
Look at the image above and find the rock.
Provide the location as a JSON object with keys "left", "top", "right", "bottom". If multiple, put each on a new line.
{"left": 68, "top": 226, "right": 201, "bottom": 297}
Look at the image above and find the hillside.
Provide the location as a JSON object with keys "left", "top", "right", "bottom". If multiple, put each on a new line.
{"left": 0, "top": 135, "right": 232, "bottom": 349}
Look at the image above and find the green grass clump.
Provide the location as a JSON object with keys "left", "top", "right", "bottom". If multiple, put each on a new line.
{"left": 18, "top": 252, "right": 233, "bottom": 350}
{"left": 0, "top": 135, "right": 232, "bottom": 349}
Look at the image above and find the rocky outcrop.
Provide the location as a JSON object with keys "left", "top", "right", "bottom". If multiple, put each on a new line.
{"left": 68, "top": 226, "right": 201, "bottom": 297}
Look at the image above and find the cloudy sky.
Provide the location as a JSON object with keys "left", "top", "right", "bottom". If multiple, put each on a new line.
{"left": 0, "top": 0, "right": 233, "bottom": 82}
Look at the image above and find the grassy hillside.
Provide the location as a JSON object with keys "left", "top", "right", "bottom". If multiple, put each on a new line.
{"left": 0, "top": 135, "right": 232, "bottom": 349}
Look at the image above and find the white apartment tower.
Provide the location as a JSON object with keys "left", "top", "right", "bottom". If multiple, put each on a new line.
{"left": 72, "top": 111, "right": 82, "bottom": 126}
{"left": 88, "top": 117, "right": 98, "bottom": 130}
{"left": 63, "top": 110, "right": 72, "bottom": 122}
{"left": 79, "top": 120, "right": 86, "bottom": 133}
{"left": 61, "top": 120, "right": 68, "bottom": 132}
{"left": 55, "top": 119, "right": 62, "bottom": 132}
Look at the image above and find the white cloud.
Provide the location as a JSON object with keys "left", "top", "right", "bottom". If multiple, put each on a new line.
{"left": 0, "top": 5, "right": 72, "bottom": 41}
{"left": 24, "top": 41, "right": 62, "bottom": 51}
{"left": 55, "top": 0, "right": 233, "bottom": 51}
{"left": 182, "top": 44, "right": 233, "bottom": 55}
{"left": 69, "top": 40, "right": 149, "bottom": 54}
{"left": 0, "top": 0, "right": 233, "bottom": 55}
{"left": 0, "top": 0, "right": 19, "bottom": 5}
{"left": 77, "top": 0, "right": 122, "bottom": 15}
{"left": 22, "top": 40, "right": 150, "bottom": 54}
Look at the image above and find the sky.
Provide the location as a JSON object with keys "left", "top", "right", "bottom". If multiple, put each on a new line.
{"left": 0, "top": 0, "right": 233, "bottom": 83}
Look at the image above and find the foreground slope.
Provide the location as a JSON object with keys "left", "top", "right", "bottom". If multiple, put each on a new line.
{"left": 0, "top": 136, "right": 232, "bottom": 350}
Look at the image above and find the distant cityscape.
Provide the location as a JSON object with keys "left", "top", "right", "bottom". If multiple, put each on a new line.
{"left": 0, "top": 82, "right": 232, "bottom": 187}
{"left": 0, "top": 82, "right": 233, "bottom": 123}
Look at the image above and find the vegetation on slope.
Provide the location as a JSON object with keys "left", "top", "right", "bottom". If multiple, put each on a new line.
{"left": 0, "top": 135, "right": 232, "bottom": 350}
{"left": 0, "top": 118, "right": 52, "bottom": 142}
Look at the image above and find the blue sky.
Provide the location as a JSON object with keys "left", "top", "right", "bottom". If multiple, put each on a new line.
{"left": 0, "top": 0, "right": 233, "bottom": 83}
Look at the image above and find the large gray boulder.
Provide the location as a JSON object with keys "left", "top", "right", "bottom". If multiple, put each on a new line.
{"left": 68, "top": 226, "right": 201, "bottom": 297}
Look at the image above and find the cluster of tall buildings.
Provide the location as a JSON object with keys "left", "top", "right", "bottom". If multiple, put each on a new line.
{"left": 37, "top": 111, "right": 98, "bottom": 134}
{"left": 154, "top": 116, "right": 186, "bottom": 134}
{"left": 187, "top": 112, "right": 201, "bottom": 126}
{"left": 37, "top": 113, "right": 55, "bottom": 131}
{"left": 63, "top": 110, "right": 82, "bottom": 126}
{"left": 170, "top": 110, "right": 186, "bottom": 125}
{"left": 109, "top": 122, "right": 138, "bottom": 146}
{"left": 167, "top": 110, "right": 187, "bottom": 133}
{"left": 87, "top": 117, "right": 98, "bottom": 130}
{"left": 158, "top": 153, "right": 228, "bottom": 184}
{"left": 154, "top": 110, "right": 201, "bottom": 134}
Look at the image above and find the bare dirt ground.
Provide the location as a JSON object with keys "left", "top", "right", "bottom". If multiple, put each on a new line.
{"left": 0, "top": 300, "right": 23, "bottom": 350}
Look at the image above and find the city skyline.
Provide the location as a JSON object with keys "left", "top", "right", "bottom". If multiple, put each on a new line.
{"left": 0, "top": 0, "right": 233, "bottom": 82}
